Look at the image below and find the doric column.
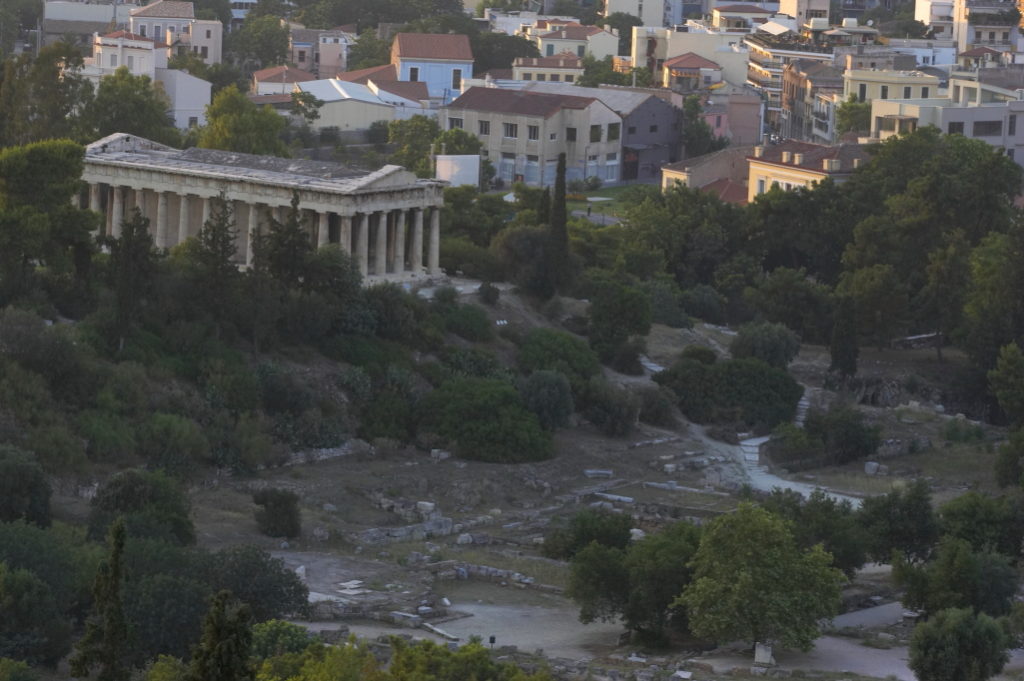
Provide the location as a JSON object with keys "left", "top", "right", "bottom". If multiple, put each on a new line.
{"left": 110, "top": 186, "right": 124, "bottom": 238}
{"left": 155, "top": 192, "right": 169, "bottom": 248}
{"left": 340, "top": 215, "right": 352, "bottom": 254}
{"left": 134, "top": 188, "right": 146, "bottom": 216}
{"left": 428, "top": 206, "right": 440, "bottom": 275}
{"left": 393, "top": 210, "right": 407, "bottom": 274}
{"left": 178, "top": 194, "right": 190, "bottom": 243}
{"left": 356, "top": 213, "right": 369, "bottom": 276}
{"left": 201, "top": 196, "right": 211, "bottom": 228}
{"left": 88, "top": 184, "right": 101, "bottom": 213}
{"left": 317, "top": 212, "right": 329, "bottom": 248}
{"left": 374, "top": 211, "right": 387, "bottom": 275}
{"left": 246, "top": 203, "right": 260, "bottom": 266}
{"left": 412, "top": 208, "right": 424, "bottom": 273}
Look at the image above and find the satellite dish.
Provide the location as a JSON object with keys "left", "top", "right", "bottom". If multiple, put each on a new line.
{"left": 867, "top": 19, "right": 874, "bottom": 25}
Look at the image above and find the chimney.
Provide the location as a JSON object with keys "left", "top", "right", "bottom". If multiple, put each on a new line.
{"left": 793, "top": 152, "right": 804, "bottom": 165}
{"left": 781, "top": 150, "right": 792, "bottom": 163}
{"left": 754, "top": 145, "right": 765, "bottom": 157}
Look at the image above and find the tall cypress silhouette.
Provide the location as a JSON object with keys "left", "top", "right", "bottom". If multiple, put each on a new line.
{"left": 71, "top": 519, "right": 129, "bottom": 681}
{"left": 546, "top": 153, "right": 570, "bottom": 295}
{"left": 537, "top": 186, "right": 551, "bottom": 225}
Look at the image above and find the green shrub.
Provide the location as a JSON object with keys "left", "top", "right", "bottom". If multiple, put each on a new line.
{"left": 88, "top": 469, "right": 195, "bottom": 545}
{"left": 641, "top": 276, "right": 690, "bottom": 328}
{"left": 0, "top": 446, "right": 51, "bottom": 528}
{"left": 520, "top": 370, "right": 574, "bottom": 431}
{"left": 637, "top": 386, "right": 677, "bottom": 427}
{"left": 418, "top": 377, "right": 552, "bottom": 463}
{"left": 0, "top": 658, "right": 39, "bottom": 681}
{"left": 136, "top": 412, "right": 211, "bottom": 478}
{"left": 680, "top": 345, "right": 717, "bottom": 365}
{"left": 768, "top": 423, "right": 820, "bottom": 465}
{"left": 542, "top": 509, "right": 633, "bottom": 559}
{"left": 478, "top": 281, "right": 500, "bottom": 305}
{"left": 580, "top": 378, "right": 639, "bottom": 437}
{"left": 519, "top": 328, "right": 601, "bottom": 395}
{"left": 804, "top": 405, "right": 881, "bottom": 465}
{"left": 943, "top": 419, "right": 985, "bottom": 443}
{"left": 439, "top": 347, "right": 507, "bottom": 379}
{"left": 729, "top": 321, "right": 801, "bottom": 369}
{"left": 252, "top": 488, "right": 301, "bottom": 539}
{"left": 251, "top": 620, "right": 318, "bottom": 660}
{"left": 440, "top": 237, "right": 504, "bottom": 280}
{"left": 443, "top": 304, "right": 493, "bottom": 342}
{"left": 681, "top": 285, "right": 726, "bottom": 324}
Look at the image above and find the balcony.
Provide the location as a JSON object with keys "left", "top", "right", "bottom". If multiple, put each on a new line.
{"left": 749, "top": 57, "right": 784, "bottom": 70}
{"left": 747, "top": 69, "right": 782, "bottom": 89}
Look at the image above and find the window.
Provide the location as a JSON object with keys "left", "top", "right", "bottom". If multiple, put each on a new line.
{"left": 409, "top": 67, "right": 419, "bottom": 81}
{"left": 528, "top": 125, "right": 539, "bottom": 140}
{"left": 479, "top": 120, "right": 490, "bottom": 135}
{"left": 757, "top": 178, "right": 766, "bottom": 194}
{"left": 606, "top": 152, "right": 617, "bottom": 161}
{"left": 922, "top": 87, "right": 929, "bottom": 98}
{"left": 880, "top": 85, "right": 888, "bottom": 99}
{"left": 550, "top": 74, "right": 560, "bottom": 81}
{"left": 1004, "top": 31, "right": 1010, "bottom": 41}
{"left": 298, "top": 50, "right": 306, "bottom": 62}
{"left": 989, "top": 31, "right": 995, "bottom": 41}
{"left": 546, "top": 44, "right": 554, "bottom": 56}
{"left": 649, "top": 124, "right": 658, "bottom": 133}
{"left": 523, "top": 72, "right": 532, "bottom": 80}
{"left": 205, "top": 29, "right": 211, "bottom": 38}
{"left": 200, "top": 45, "right": 208, "bottom": 58}
{"left": 188, "top": 116, "right": 199, "bottom": 127}
{"left": 549, "top": 132, "right": 557, "bottom": 140}
{"left": 590, "top": 124, "right": 601, "bottom": 142}
{"left": 588, "top": 154, "right": 598, "bottom": 161}
{"left": 973, "top": 120, "right": 1002, "bottom": 136}
{"left": 109, "top": 53, "right": 118, "bottom": 67}
{"left": 608, "top": 122, "right": 620, "bottom": 141}
{"left": 566, "top": 127, "right": 577, "bottom": 142}
{"left": 975, "top": 30, "right": 982, "bottom": 41}
{"left": 503, "top": 122, "right": 518, "bottom": 138}
{"left": 154, "top": 24, "right": 161, "bottom": 36}
{"left": 537, "top": 73, "right": 546, "bottom": 81}
{"left": 452, "top": 69, "right": 462, "bottom": 91}
{"left": 627, "top": 125, "right": 636, "bottom": 134}
{"left": 1010, "top": 114, "right": 1017, "bottom": 136}
{"left": 715, "top": 115, "right": 721, "bottom": 127}
{"left": 448, "top": 117, "right": 463, "bottom": 130}
{"left": 1009, "top": 148, "right": 1016, "bottom": 160}
{"left": 903, "top": 86, "right": 911, "bottom": 98}
{"left": 565, "top": 74, "right": 574, "bottom": 82}
{"left": 948, "top": 121, "right": 964, "bottom": 134}
{"left": 576, "top": 45, "right": 585, "bottom": 57}
{"left": 182, "top": 24, "right": 189, "bottom": 34}
{"left": 139, "top": 24, "right": 147, "bottom": 36}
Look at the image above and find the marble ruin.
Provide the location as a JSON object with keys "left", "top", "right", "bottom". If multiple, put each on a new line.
{"left": 80, "top": 133, "right": 446, "bottom": 279}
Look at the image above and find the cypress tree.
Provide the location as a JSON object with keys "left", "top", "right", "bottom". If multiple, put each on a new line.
{"left": 70, "top": 518, "right": 129, "bottom": 681}
{"left": 537, "top": 186, "right": 551, "bottom": 225}
{"left": 546, "top": 152, "right": 570, "bottom": 295}
{"left": 185, "top": 591, "right": 255, "bottom": 681}
{"left": 830, "top": 295, "right": 859, "bottom": 379}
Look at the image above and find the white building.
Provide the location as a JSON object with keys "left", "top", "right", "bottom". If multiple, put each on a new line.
{"left": 296, "top": 78, "right": 429, "bottom": 131}
{"left": 130, "top": 0, "right": 223, "bottom": 64}
{"left": 81, "top": 30, "right": 212, "bottom": 128}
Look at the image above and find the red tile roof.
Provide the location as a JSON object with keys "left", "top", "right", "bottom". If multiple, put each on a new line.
{"left": 663, "top": 52, "right": 721, "bottom": 69}
{"left": 959, "top": 46, "right": 1001, "bottom": 57}
{"left": 446, "top": 86, "right": 595, "bottom": 118}
{"left": 252, "top": 65, "right": 316, "bottom": 83}
{"left": 538, "top": 23, "right": 605, "bottom": 40}
{"left": 700, "top": 177, "right": 748, "bottom": 204}
{"left": 336, "top": 63, "right": 396, "bottom": 84}
{"left": 748, "top": 140, "right": 870, "bottom": 173}
{"left": 393, "top": 33, "right": 474, "bottom": 61}
{"left": 100, "top": 30, "right": 170, "bottom": 48}
{"left": 372, "top": 79, "right": 429, "bottom": 101}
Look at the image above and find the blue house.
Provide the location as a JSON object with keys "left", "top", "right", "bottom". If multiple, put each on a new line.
{"left": 391, "top": 33, "right": 474, "bottom": 102}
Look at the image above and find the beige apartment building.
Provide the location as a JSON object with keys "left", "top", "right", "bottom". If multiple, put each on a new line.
{"left": 443, "top": 87, "right": 622, "bottom": 185}
{"left": 844, "top": 68, "right": 942, "bottom": 103}
{"left": 512, "top": 53, "right": 585, "bottom": 83}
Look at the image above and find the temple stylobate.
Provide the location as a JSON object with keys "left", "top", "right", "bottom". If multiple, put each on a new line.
{"left": 80, "top": 133, "right": 446, "bottom": 279}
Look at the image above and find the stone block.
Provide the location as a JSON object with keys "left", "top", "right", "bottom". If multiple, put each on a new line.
{"left": 456, "top": 533, "right": 473, "bottom": 545}
{"left": 864, "top": 461, "right": 879, "bottom": 476}
{"left": 416, "top": 501, "right": 436, "bottom": 515}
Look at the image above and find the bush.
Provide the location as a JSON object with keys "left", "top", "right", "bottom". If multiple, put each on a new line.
{"left": 729, "top": 321, "right": 801, "bottom": 369}
{"left": 580, "top": 378, "right": 639, "bottom": 437}
{"left": 443, "top": 304, "right": 493, "bottom": 342}
{"left": 478, "top": 281, "right": 500, "bottom": 305}
{"left": 0, "top": 658, "right": 39, "bottom": 681}
{"left": 136, "top": 412, "right": 211, "bottom": 478}
{"left": 680, "top": 345, "right": 717, "bottom": 365}
{"left": 995, "top": 429, "right": 1023, "bottom": 488}
{"left": 608, "top": 338, "right": 645, "bottom": 375}
{"left": 943, "top": 419, "right": 985, "bottom": 443}
{"left": 804, "top": 405, "right": 880, "bottom": 465}
{"left": 440, "top": 237, "right": 504, "bottom": 280}
{"left": 251, "top": 620, "right": 318, "bottom": 660}
{"left": 518, "top": 328, "right": 601, "bottom": 395}
{"left": 252, "top": 488, "right": 301, "bottom": 539}
{"left": 0, "top": 446, "right": 51, "bottom": 527}
{"left": 520, "top": 370, "right": 574, "bottom": 431}
{"left": 641, "top": 276, "right": 689, "bottom": 328}
{"left": 636, "top": 386, "right": 677, "bottom": 427}
{"left": 767, "top": 423, "right": 820, "bottom": 466}
{"left": 418, "top": 377, "right": 552, "bottom": 463}
{"left": 681, "top": 285, "right": 726, "bottom": 324}
{"left": 88, "top": 469, "right": 195, "bottom": 545}
{"left": 543, "top": 509, "right": 633, "bottom": 559}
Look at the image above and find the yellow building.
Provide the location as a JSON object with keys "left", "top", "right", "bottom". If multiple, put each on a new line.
{"left": 746, "top": 140, "right": 869, "bottom": 202}
{"left": 512, "top": 52, "right": 584, "bottom": 83}
{"left": 844, "top": 68, "right": 941, "bottom": 103}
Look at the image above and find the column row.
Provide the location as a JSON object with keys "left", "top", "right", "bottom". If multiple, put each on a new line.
{"left": 83, "top": 183, "right": 441, "bottom": 278}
